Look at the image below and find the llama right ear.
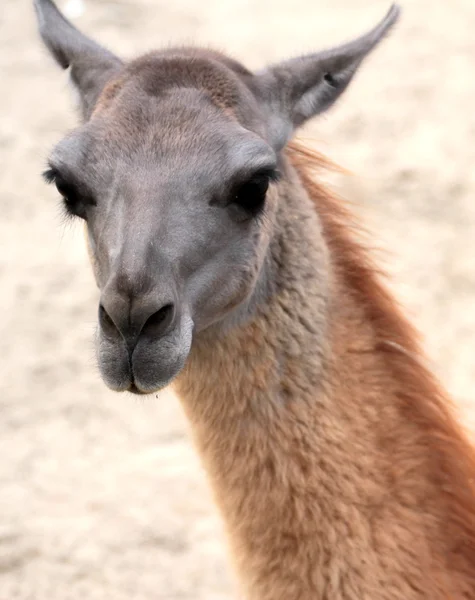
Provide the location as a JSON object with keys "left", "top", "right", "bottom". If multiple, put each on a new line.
{"left": 34, "top": 0, "right": 122, "bottom": 120}
{"left": 255, "top": 4, "right": 400, "bottom": 150}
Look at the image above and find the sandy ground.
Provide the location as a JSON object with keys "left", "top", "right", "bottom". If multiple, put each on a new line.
{"left": 1, "top": 0, "right": 475, "bottom": 598}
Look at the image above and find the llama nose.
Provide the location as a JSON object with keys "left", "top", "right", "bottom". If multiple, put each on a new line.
{"left": 99, "top": 293, "right": 177, "bottom": 353}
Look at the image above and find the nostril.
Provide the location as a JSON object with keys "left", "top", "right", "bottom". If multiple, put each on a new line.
{"left": 143, "top": 303, "right": 175, "bottom": 337}
{"left": 99, "top": 304, "right": 118, "bottom": 337}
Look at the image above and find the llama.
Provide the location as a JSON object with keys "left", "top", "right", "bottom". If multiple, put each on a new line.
{"left": 34, "top": 0, "right": 475, "bottom": 598}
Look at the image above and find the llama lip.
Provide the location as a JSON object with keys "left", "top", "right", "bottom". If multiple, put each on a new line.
{"left": 127, "top": 382, "right": 149, "bottom": 395}
{"left": 96, "top": 312, "right": 194, "bottom": 394}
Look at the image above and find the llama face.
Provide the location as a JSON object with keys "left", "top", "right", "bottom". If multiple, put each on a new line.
{"left": 45, "top": 63, "right": 279, "bottom": 394}
{"left": 35, "top": 0, "right": 399, "bottom": 393}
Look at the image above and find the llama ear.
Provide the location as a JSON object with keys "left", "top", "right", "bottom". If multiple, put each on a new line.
{"left": 34, "top": 0, "right": 122, "bottom": 120}
{"left": 256, "top": 4, "right": 400, "bottom": 150}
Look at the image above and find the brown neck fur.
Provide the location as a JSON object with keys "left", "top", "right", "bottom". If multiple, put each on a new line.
{"left": 175, "top": 141, "right": 475, "bottom": 600}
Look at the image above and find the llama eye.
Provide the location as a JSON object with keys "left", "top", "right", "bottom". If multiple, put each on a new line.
{"left": 56, "top": 178, "right": 87, "bottom": 219}
{"left": 43, "top": 168, "right": 91, "bottom": 220}
{"left": 231, "top": 170, "right": 275, "bottom": 218}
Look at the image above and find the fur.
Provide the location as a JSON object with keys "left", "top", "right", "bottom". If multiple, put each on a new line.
{"left": 174, "top": 142, "right": 475, "bottom": 600}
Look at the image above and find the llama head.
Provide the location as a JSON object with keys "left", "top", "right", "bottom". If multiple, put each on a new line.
{"left": 35, "top": 0, "right": 400, "bottom": 394}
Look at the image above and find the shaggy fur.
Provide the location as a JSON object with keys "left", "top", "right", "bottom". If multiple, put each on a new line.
{"left": 175, "top": 143, "right": 475, "bottom": 600}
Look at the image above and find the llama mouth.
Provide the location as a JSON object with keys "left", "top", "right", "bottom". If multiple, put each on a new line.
{"left": 96, "top": 314, "right": 194, "bottom": 395}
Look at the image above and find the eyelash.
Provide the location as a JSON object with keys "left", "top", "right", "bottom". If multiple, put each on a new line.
{"left": 42, "top": 167, "right": 94, "bottom": 220}
{"left": 229, "top": 168, "right": 279, "bottom": 219}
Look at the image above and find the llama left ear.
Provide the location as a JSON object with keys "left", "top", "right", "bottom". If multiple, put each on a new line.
{"left": 34, "top": 0, "right": 122, "bottom": 120}
{"left": 255, "top": 4, "right": 400, "bottom": 150}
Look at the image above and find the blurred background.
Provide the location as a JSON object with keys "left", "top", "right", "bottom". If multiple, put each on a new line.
{"left": 1, "top": 0, "right": 474, "bottom": 598}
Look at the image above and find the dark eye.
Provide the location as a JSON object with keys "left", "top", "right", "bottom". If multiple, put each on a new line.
{"left": 56, "top": 178, "right": 89, "bottom": 219}
{"left": 231, "top": 170, "right": 275, "bottom": 219}
{"left": 43, "top": 168, "right": 91, "bottom": 220}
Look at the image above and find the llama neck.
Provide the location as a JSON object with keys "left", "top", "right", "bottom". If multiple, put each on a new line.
{"left": 174, "top": 158, "right": 475, "bottom": 600}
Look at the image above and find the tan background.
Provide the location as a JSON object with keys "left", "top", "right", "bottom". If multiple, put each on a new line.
{"left": 1, "top": 0, "right": 474, "bottom": 598}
